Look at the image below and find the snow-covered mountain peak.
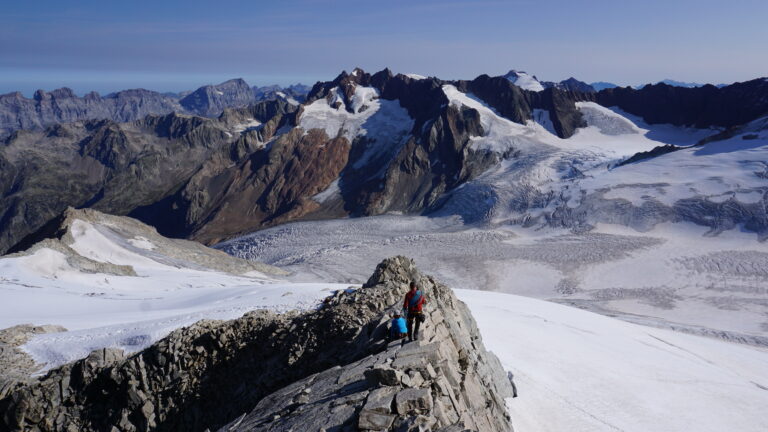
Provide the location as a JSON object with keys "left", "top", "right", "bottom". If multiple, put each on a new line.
{"left": 442, "top": 84, "right": 552, "bottom": 153}
{"left": 299, "top": 85, "right": 413, "bottom": 145}
{"left": 503, "top": 69, "right": 545, "bottom": 92}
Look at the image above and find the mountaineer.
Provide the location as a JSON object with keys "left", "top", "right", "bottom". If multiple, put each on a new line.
{"left": 403, "top": 281, "right": 426, "bottom": 341}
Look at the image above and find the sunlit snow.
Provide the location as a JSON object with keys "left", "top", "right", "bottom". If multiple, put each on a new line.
{"left": 506, "top": 71, "right": 545, "bottom": 92}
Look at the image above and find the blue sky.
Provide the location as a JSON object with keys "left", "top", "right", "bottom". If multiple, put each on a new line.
{"left": 1, "top": 0, "right": 766, "bottom": 95}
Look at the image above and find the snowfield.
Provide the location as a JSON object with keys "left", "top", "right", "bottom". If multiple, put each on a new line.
{"left": 459, "top": 290, "right": 768, "bottom": 432}
{"left": 443, "top": 84, "right": 555, "bottom": 154}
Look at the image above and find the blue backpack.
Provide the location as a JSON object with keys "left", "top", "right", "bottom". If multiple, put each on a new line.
{"left": 409, "top": 290, "right": 423, "bottom": 308}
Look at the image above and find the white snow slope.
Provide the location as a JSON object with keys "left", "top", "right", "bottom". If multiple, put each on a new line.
{"left": 0, "top": 219, "right": 347, "bottom": 371}
{"left": 459, "top": 289, "right": 768, "bottom": 432}
{"left": 505, "top": 70, "right": 546, "bottom": 92}
{"left": 437, "top": 86, "right": 767, "bottom": 235}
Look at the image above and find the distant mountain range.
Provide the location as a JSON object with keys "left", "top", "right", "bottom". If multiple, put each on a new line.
{"left": 502, "top": 71, "right": 731, "bottom": 93}
{"left": 1, "top": 70, "right": 736, "bottom": 140}
{"left": 2, "top": 67, "right": 767, "bottom": 255}
{"left": 0, "top": 80, "right": 310, "bottom": 138}
{"left": 639, "top": 79, "right": 729, "bottom": 89}
{"left": 590, "top": 81, "right": 618, "bottom": 91}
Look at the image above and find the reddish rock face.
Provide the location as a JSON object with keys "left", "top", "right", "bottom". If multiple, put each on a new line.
{"left": 191, "top": 128, "right": 351, "bottom": 244}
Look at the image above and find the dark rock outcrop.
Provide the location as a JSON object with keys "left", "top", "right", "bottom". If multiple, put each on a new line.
{"left": 556, "top": 77, "right": 596, "bottom": 93}
{"left": 542, "top": 77, "right": 596, "bottom": 93}
{"left": 617, "top": 144, "right": 680, "bottom": 166}
{"left": 185, "top": 127, "right": 352, "bottom": 244}
{"left": 593, "top": 77, "right": 768, "bottom": 128}
{"left": 0, "top": 257, "right": 515, "bottom": 432}
{"left": 455, "top": 74, "right": 587, "bottom": 138}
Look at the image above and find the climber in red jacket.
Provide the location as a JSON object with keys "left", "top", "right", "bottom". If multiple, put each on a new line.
{"left": 403, "top": 281, "right": 426, "bottom": 341}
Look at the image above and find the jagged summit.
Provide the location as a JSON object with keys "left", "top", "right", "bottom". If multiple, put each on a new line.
{"left": 252, "top": 83, "right": 309, "bottom": 105}
{"left": 32, "top": 87, "right": 77, "bottom": 100}
{"left": 179, "top": 78, "right": 254, "bottom": 117}
{"left": 552, "top": 77, "right": 596, "bottom": 92}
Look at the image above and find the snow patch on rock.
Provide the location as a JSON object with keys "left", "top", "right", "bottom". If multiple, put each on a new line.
{"left": 532, "top": 109, "right": 557, "bottom": 135}
{"left": 300, "top": 86, "right": 412, "bottom": 142}
{"left": 232, "top": 119, "right": 262, "bottom": 134}
{"left": 300, "top": 85, "right": 414, "bottom": 177}
{"left": 442, "top": 84, "right": 551, "bottom": 154}
{"left": 312, "top": 179, "right": 341, "bottom": 203}
{"left": 127, "top": 237, "right": 155, "bottom": 250}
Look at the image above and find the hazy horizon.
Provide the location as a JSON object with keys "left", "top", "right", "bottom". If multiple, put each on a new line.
{"left": 2, "top": 0, "right": 767, "bottom": 96}
{"left": 0, "top": 67, "right": 759, "bottom": 99}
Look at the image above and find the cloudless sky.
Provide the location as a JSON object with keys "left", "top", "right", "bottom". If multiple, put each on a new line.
{"left": 1, "top": 0, "right": 766, "bottom": 95}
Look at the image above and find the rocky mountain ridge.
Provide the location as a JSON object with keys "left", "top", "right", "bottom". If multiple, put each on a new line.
{"left": 0, "top": 99, "right": 300, "bottom": 255}
{"left": 592, "top": 77, "right": 768, "bottom": 128}
{"left": 0, "top": 256, "right": 515, "bottom": 432}
{"left": 253, "top": 83, "right": 310, "bottom": 103}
